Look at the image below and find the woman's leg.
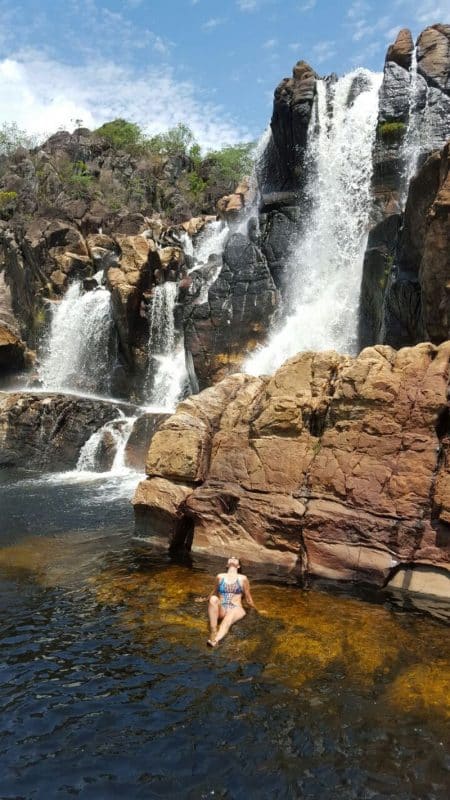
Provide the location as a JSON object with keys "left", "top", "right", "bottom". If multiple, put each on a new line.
{"left": 208, "top": 595, "right": 221, "bottom": 637}
{"left": 214, "top": 606, "right": 246, "bottom": 644}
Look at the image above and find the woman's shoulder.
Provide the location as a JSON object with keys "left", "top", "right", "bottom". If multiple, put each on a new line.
{"left": 239, "top": 573, "right": 248, "bottom": 582}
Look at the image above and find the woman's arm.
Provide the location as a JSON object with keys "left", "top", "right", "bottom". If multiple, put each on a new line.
{"left": 242, "top": 576, "right": 256, "bottom": 609}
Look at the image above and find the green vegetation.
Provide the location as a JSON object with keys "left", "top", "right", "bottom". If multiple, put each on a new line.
{"left": 377, "top": 121, "right": 407, "bottom": 141}
{"left": 0, "top": 190, "right": 18, "bottom": 209}
{"left": 146, "top": 123, "right": 195, "bottom": 157}
{"left": 95, "top": 119, "right": 142, "bottom": 151}
{"left": 0, "top": 122, "right": 38, "bottom": 156}
{"left": 206, "top": 142, "right": 254, "bottom": 187}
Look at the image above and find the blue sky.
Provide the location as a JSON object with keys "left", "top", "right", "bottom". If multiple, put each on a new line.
{"left": 0, "top": 0, "right": 448, "bottom": 149}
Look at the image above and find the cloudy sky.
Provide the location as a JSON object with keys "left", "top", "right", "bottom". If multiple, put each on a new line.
{"left": 0, "top": 0, "right": 448, "bottom": 150}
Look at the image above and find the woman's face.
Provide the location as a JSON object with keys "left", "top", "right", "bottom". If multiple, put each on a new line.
{"left": 227, "top": 557, "right": 240, "bottom": 569}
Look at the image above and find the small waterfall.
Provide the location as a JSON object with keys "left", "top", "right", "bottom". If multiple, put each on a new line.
{"left": 77, "top": 414, "right": 137, "bottom": 474}
{"left": 402, "top": 47, "right": 427, "bottom": 200}
{"left": 187, "top": 220, "right": 229, "bottom": 303}
{"left": 39, "top": 282, "right": 114, "bottom": 395}
{"left": 145, "top": 282, "right": 187, "bottom": 409}
{"left": 245, "top": 69, "right": 382, "bottom": 376}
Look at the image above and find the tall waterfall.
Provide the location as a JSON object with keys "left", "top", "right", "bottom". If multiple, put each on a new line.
{"left": 39, "top": 282, "right": 114, "bottom": 395}
{"left": 402, "top": 46, "right": 450, "bottom": 202}
{"left": 245, "top": 69, "right": 382, "bottom": 376}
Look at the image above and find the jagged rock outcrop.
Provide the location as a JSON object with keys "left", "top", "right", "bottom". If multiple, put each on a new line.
{"left": 134, "top": 342, "right": 450, "bottom": 597}
{"left": 183, "top": 229, "right": 278, "bottom": 389}
{"left": 0, "top": 392, "right": 127, "bottom": 470}
{"left": 360, "top": 25, "right": 450, "bottom": 351}
{"left": 261, "top": 61, "right": 318, "bottom": 194}
{"left": 360, "top": 141, "right": 450, "bottom": 349}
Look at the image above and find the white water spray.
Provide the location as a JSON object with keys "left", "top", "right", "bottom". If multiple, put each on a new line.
{"left": 245, "top": 69, "right": 382, "bottom": 376}
{"left": 76, "top": 414, "right": 137, "bottom": 475}
{"left": 145, "top": 281, "right": 187, "bottom": 409}
{"left": 39, "top": 282, "right": 113, "bottom": 394}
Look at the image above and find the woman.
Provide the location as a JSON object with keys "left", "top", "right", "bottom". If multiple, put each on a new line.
{"left": 206, "top": 556, "right": 256, "bottom": 647}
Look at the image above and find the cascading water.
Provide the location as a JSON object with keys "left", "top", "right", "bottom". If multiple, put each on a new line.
{"left": 145, "top": 281, "right": 186, "bottom": 409}
{"left": 402, "top": 46, "right": 450, "bottom": 202}
{"left": 245, "top": 69, "right": 382, "bottom": 376}
{"left": 146, "top": 220, "right": 230, "bottom": 410}
{"left": 77, "top": 414, "right": 137, "bottom": 475}
{"left": 39, "top": 282, "right": 114, "bottom": 395}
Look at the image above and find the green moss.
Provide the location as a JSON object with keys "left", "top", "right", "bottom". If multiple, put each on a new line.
{"left": 377, "top": 121, "right": 407, "bottom": 141}
{"left": 0, "top": 190, "right": 17, "bottom": 209}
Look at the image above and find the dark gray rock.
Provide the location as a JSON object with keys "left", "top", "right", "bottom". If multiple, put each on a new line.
{"left": 0, "top": 393, "right": 127, "bottom": 470}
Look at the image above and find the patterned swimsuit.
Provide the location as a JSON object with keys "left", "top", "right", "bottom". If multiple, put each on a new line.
{"left": 218, "top": 576, "right": 243, "bottom": 609}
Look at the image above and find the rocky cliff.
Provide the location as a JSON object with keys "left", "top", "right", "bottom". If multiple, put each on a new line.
{"left": 134, "top": 342, "right": 450, "bottom": 598}
{"left": 360, "top": 25, "right": 450, "bottom": 350}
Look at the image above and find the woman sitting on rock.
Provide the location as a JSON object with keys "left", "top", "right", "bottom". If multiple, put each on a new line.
{"left": 206, "top": 556, "right": 256, "bottom": 647}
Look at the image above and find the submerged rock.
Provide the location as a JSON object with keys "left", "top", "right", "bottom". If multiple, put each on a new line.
{"left": 133, "top": 342, "right": 450, "bottom": 599}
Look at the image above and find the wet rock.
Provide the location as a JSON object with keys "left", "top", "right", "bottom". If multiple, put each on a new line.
{"left": 183, "top": 232, "right": 278, "bottom": 389}
{"left": 135, "top": 343, "right": 450, "bottom": 598}
{"left": 124, "top": 412, "right": 168, "bottom": 471}
{"left": 0, "top": 393, "right": 122, "bottom": 470}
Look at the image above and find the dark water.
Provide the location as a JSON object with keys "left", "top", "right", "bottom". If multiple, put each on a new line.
{"left": 1, "top": 470, "right": 449, "bottom": 799}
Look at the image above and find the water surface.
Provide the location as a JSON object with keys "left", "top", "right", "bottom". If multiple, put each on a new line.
{"left": 1, "top": 470, "right": 449, "bottom": 799}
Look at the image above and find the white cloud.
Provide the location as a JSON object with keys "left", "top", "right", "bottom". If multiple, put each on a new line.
{"left": 0, "top": 55, "right": 250, "bottom": 151}
{"left": 288, "top": 42, "right": 302, "bottom": 50}
{"left": 201, "top": 17, "right": 226, "bottom": 31}
{"left": 298, "top": 0, "right": 317, "bottom": 10}
{"left": 237, "top": 0, "right": 259, "bottom": 10}
{"left": 312, "top": 40, "right": 336, "bottom": 63}
{"left": 263, "top": 38, "right": 278, "bottom": 48}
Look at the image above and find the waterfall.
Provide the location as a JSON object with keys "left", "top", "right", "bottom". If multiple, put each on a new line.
{"left": 145, "top": 282, "right": 187, "bottom": 409}
{"left": 76, "top": 414, "right": 137, "bottom": 474}
{"left": 146, "top": 220, "right": 230, "bottom": 410}
{"left": 245, "top": 69, "right": 382, "bottom": 376}
{"left": 39, "top": 282, "right": 114, "bottom": 395}
{"left": 402, "top": 45, "right": 450, "bottom": 201}
{"left": 402, "top": 47, "right": 427, "bottom": 200}
{"left": 187, "top": 220, "right": 229, "bottom": 303}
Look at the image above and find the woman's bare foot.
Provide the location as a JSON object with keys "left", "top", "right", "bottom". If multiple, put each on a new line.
{"left": 207, "top": 638, "right": 218, "bottom": 647}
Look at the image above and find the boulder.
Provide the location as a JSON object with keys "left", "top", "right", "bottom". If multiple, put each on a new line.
{"left": 0, "top": 393, "right": 123, "bottom": 470}
{"left": 134, "top": 343, "right": 450, "bottom": 597}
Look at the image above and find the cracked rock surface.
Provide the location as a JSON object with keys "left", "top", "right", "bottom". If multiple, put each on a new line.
{"left": 134, "top": 342, "right": 450, "bottom": 596}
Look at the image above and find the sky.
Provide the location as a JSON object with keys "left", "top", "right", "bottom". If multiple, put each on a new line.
{"left": 0, "top": 0, "right": 448, "bottom": 150}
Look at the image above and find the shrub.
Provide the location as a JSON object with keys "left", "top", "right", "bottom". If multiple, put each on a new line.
{"left": 206, "top": 142, "right": 255, "bottom": 188}
{"left": 0, "top": 122, "right": 38, "bottom": 156}
{"left": 145, "top": 123, "right": 195, "bottom": 157}
{"left": 378, "top": 121, "right": 407, "bottom": 141}
{"left": 0, "top": 190, "right": 18, "bottom": 209}
{"left": 95, "top": 119, "right": 143, "bottom": 151}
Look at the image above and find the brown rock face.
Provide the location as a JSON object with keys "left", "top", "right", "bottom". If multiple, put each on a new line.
{"left": 134, "top": 343, "right": 450, "bottom": 596}
{"left": 386, "top": 29, "right": 414, "bottom": 70}
{"left": 417, "top": 25, "right": 450, "bottom": 93}
{"left": 420, "top": 142, "right": 450, "bottom": 342}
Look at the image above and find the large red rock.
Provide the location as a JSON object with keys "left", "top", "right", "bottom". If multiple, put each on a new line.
{"left": 134, "top": 343, "right": 450, "bottom": 598}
